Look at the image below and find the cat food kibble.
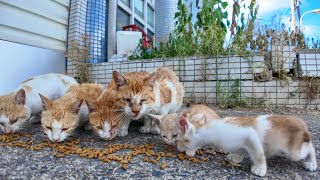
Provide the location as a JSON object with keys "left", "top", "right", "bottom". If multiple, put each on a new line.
{"left": 0, "top": 132, "right": 211, "bottom": 171}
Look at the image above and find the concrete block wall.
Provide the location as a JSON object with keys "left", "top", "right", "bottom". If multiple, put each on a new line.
{"left": 67, "top": 55, "right": 320, "bottom": 109}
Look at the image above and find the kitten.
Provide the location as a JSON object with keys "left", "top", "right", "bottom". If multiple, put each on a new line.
{"left": 174, "top": 114, "right": 317, "bottom": 176}
{"left": 108, "top": 67, "right": 185, "bottom": 135}
{"left": 39, "top": 83, "right": 104, "bottom": 142}
{"left": 86, "top": 89, "right": 130, "bottom": 140}
{"left": 0, "top": 73, "right": 77, "bottom": 133}
{"left": 149, "top": 104, "right": 220, "bottom": 145}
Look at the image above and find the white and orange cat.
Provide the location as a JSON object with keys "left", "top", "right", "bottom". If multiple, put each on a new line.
{"left": 85, "top": 67, "right": 184, "bottom": 140}
{"left": 0, "top": 73, "right": 77, "bottom": 133}
{"left": 149, "top": 104, "right": 220, "bottom": 145}
{"left": 174, "top": 114, "right": 317, "bottom": 176}
{"left": 39, "top": 83, "right": 104, "bottom": 142}
{"left": 86, "top": 88, "right": 130, "bottom": 140}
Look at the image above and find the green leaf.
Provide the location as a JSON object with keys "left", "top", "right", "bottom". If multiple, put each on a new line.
{"left": 174, "top": 12, "right": 180, "bottom": 19}
{"left": 221, "top": 2, "right": 228, "bottom": 9}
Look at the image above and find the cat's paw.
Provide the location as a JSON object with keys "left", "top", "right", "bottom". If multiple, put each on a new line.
{"left": 150, "top": 126, "right": 160, "bottom": 135}
{"left": 227, "top": 153, "right": 244, "bottom": 163}
{"left": 139, "top": 126, "right": 151, "bottom": 134}
{"left": 186, "top": 149, "right": 196, "bottom": 157}
{"left": 251, "top": 163, "right": 267, "bottom": 177}
{"left": 303, "top": 161, "right": 317, "bottom": 171}
{"left": 117, "top": 129, "right": 128, "bottom": 137}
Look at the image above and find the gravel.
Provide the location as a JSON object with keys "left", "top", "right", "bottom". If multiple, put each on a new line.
{"left": 0, "top": 107, "right": 319, "bottom": 180}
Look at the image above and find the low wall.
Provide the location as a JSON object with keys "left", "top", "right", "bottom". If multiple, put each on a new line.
{"left": 67, "top": 55, "right": 320, "bottom": 109}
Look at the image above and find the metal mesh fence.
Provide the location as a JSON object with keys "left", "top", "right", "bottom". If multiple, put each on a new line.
{"left": 67, "top": 0, "right": 108, "bottom": 64}
{"left": 67, "top": 50, "right": 320, "bottom": 110}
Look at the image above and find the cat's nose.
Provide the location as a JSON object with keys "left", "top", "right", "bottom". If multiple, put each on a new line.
{"left": 52, "top": 134, "right": 60, "bottom": 141}
{"left": 132, "top": 110, "right": 139, "bottom": 115}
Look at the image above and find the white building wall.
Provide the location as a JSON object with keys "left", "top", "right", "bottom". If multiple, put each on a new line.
{"left": 0, "top": 41, "right": 66, "bottom": 95}
{"left": 0, "top": 0, "right": 70, "bottom": 95}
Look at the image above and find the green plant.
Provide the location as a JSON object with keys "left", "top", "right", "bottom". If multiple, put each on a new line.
{"left": 66, "top": 35, "right": 92, "bottom": 83}
{"left": 129, "top": 40, "right": 157, "bottom": 60}
{"left": 216, "top": 79, "right": 246, "bottom": 108}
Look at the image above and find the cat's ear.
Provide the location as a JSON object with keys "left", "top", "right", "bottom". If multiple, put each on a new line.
{"left": 14, "top": 89, "right": 26, "bottom": 105}
{"left": 39, "top": 93, "right": 52, "bottom": 111}
{"left": 85, "top": 100, "right": 97, "bottom": 113}
{"left": 71, "top": 99, "right": 83, "bottom": 114}
{"left": 113, "top": 71, "right": 127, "bottom": 88}
{"left": 144, "top": 72, "right": 157, "bottom": 87}
{"left": 149, "top": 114, "right": 163, "bottom": 125}
{"left": 176, "top": 116, "right": 188, "bottom": 134}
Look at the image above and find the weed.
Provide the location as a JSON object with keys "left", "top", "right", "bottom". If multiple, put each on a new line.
{"left": 217, "top": 79, "right": 246, "bottom": 109}
{"left": 299, "top": 76, "right": 320, "bottom": 101}
{"left": 66, "top": 35, "right": 92, "bottom": 83}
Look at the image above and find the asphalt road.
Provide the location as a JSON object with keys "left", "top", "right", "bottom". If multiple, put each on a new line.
{"left": 0, "top": 107, "right": 319, "bottom": 180}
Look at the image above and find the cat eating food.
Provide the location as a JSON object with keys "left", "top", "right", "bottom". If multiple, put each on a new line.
{"left": 174, "top": 114, "right": 317, "bottom": 176}
{"left": 149, "top": 104, "right": 220, "bottom": 145}
{"left": 0, "top": 73, "right": 77, "bottom": 133}
{"left": 86, "top": 88, "right": 130, "bottom": 140}
{"left": 39, "top": 83, "right": 104, "bottom": 142}
{"left": 108, "top": 67, "right": 185, "bottom": 135}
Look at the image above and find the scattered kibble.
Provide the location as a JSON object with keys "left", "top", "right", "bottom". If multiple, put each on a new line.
{"left": 160, "top": 163, "right": 167, "bottom": 169}
{"left": 0, "top": 133, "right": 213, "bottom": 170}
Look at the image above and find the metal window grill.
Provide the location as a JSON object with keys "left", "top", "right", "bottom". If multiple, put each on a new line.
{"left": 67, "top": 0, "right": 108, "bottom": 64}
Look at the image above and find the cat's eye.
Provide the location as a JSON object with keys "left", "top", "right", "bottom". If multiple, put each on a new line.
{"left": 140, "top": 98, "right": 147, "bottom": 105}
{"left": 0, "top": 107, "right": 3, "bottom": 111}
{"left": 0, "top": 122, "right": 4, "bottom": 126}
{"left": 96, "top": 126, "right": 102, "bottom": 130}
{"left": 62, "top": 127, "right": 69, "bottom": 131}
{"left": 123, "top": 98, "right": 131, "bottom": 102}
{"left": 46, "top": 126, "right": 52, "bottom": 130}
{"left": 173, "top": 134, "right": 178, "bottom": 138}
{"left": 112, "top": 125, "right": 117, "bottom": 129}
{"left": 161, "top": 135, "right": 167, "bottom": 138}
{"left": 10, "top": 118, "right": 18, "bottom": 124}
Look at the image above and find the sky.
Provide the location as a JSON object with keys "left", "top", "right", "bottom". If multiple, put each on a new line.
{"left": 257, "top": 0, "right": 320, "bottom": 39}
{"left": 222, "top": 0, "right": 320, "bottom": 41}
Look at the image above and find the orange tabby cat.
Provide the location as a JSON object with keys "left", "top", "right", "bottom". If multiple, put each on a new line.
{"left": 149, "top": 104, "right": 220, "bottom": 145}
{"left": 109, "top": 67, "right": 185, "bottom": 135}
{"left": 86, "top": 88, "right": 130, "bottom": 140}
{"left": 86, "top": 68, "right": 185, "bottom": 140}
{"left": 39, "top": 83, "right": 104, "bottom": 142}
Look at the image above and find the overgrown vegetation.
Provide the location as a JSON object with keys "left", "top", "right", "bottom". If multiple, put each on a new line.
{"left": 66, "top": 35, "right": 92, "bottom": 83}
{"left": 299, "top": 76, "right": 320, "bottom": 101}
{"left": 216, "top": 79, "right": 246, "bottom": 108}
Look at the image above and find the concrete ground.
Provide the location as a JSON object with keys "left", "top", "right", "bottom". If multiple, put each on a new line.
{"left": 0, "top": 107, "right": 319, "bottom": 180}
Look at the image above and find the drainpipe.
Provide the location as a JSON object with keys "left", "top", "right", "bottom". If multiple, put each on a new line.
{"left": 108, "top": 0, "right": 117, "bottom": 61}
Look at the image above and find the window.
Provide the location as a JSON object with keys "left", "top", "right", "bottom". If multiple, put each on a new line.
{"left": 117, "top": 7, "right": 130, "bottom": 31}
{"left": 147, "top": 29, "right": 154, "bottom": 44}
{"left": 134, "top": 0, "right": 144, "bottom": 19}
{"left": 85, "top": 0, "right": 107, "bottom": 63}
{"left": 120, "top": 0, "right": 130, "bottom": 7}
{"left": 147, "top": 4, "right": 154, "bottom": 27}
{"left": 134, "top": 19, "right": 144, "bottom": 30}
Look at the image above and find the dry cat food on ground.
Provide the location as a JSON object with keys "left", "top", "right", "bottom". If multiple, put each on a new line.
{"left": 0, "top": 133, "right": 215, "bottom": 170}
